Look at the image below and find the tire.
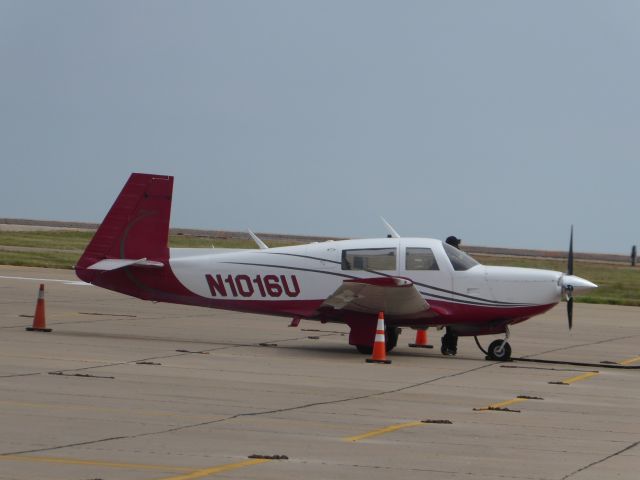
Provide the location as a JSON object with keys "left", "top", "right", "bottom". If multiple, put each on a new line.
{"left": 488, "top": 340, "right": 512, "bottom": 361}
{"left": 385, "top": 326, "right": 401, "bottom": 352}
{"left": 355, "top": 327, "right": 400, "bottom": 354}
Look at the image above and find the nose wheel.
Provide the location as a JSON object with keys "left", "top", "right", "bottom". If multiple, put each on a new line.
{"left": 474, "top": 325, "right": 512, "bottom": 361}
{"left": 487, "top": 339, "right": 512, "bottom": 361}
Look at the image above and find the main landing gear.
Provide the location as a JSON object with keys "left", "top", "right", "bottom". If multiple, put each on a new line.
{"left": 355, "top": 326, "right": 400, "bottom": 354}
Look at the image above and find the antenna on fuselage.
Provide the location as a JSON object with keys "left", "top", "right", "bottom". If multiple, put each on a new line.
{"left": 380, "top": 217, "right": 401, "bottom": 238}
{"left": 248, "top": 229, "right": 269, "bottom": 249}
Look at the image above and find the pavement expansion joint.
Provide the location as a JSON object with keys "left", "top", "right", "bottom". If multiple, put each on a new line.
{"left": 77, "top": 311, "right": 137, "bottom": 317}
{"left": 559, "top": 439, "right": 640, "bottom": 480}
{"left": 513, "top": 357, "right": 640, "bottom": 369}
{"left": 48, "top": 371, "right": 114, "bottom": 379}
{"left": 516, "top": 332, "right": 640, "bottom": 362}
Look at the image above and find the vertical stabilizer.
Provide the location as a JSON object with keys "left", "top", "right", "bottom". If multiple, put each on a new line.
{"left": 76, "top": 173, "right": 173, "bottom": 275}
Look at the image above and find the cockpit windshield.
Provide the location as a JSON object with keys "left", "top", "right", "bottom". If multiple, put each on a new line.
{"left": 442, "top": 242, "right": 480, "bottom": 271}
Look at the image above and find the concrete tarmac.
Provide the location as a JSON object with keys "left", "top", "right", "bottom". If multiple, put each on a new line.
{"left": 1, "top": 265, "right": 639, "bottom": 480}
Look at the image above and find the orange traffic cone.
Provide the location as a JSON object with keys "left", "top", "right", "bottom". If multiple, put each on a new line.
{"left": 26, "top": 284, "right": 51, "bottom": 332}
{"left": 409, "top": 328, "right": 433, "bottom": 348}
{"left": 366, "top": 312, "right": 391, "bottom": 364}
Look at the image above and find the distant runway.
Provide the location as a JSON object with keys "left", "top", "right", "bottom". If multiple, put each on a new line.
{"left": 1, "top": 266, "right": 639, "bottom": 479}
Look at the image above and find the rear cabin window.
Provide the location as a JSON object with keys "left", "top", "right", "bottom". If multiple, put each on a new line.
{"left": 442, "top": 242, "right": 479, "bottom": 271}
{"left": 341, "top": 248, "right": 396, "bottom": 271}
{"left": 405, "top": 247, "right": 439, "bottom": 270}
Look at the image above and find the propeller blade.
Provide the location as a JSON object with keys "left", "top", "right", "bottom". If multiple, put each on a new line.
{"left": 565, "top": 225, "right": 575, "bottom": 330}
{"left": 567, "top": 296, "right": 573, "bottom": 330}
{"left": 568, "top": 225, "right": 574, "bottom": 276}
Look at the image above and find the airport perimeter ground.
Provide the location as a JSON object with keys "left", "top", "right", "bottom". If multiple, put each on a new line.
{"left": 1, "top": 265, "right": 639, "bottom": 480}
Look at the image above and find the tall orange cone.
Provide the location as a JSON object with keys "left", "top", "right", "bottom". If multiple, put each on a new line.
{"left": 366, "top": 312, "right": 391, "bottom": 364}
{"left": 26, "top": 284, "right": 51, "bottom": 332}
{"left": 409, "top": 327, "right": 433, "bottom": 348}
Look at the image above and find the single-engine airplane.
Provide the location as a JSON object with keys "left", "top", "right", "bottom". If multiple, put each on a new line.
{"left": 75, "top": 173, "right": 597, "bottom": 360}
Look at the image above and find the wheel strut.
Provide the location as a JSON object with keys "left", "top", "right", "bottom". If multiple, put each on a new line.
{"left": 500, "top": 325, "right": 511, "bottom": 349}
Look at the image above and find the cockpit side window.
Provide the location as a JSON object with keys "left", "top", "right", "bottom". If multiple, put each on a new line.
{"left": 442, "top": 242, "right": 479, "bottom": 271}
{"left": 405, "top": 247, "right": 439, "bottom": 271}
{"left": 341, "top": 248, "right": 396, "bottom": 271}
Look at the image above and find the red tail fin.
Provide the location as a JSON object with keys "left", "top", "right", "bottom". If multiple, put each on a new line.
{"left": 76, "top": 173, "right": 173, "bottom": 274}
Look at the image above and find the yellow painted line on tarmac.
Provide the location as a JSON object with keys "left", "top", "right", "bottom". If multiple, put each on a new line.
{"left": 560, "top": 371, "right": 599, "bottom": 384}
{"left": 344, "top": 421, "right": 424, "bottom": 442}
{"left": 488, "top": 398, "right": 528, "bottom": 409}
{"left": 155, "top": 458, "right": 272, "bottom": 480}
{"left": 0, "top": 454, "right": 191, "bottom": 472}
{"left": 619, "top": 355, "right": 640, "bottom": 365}
{"left": 1, "top": 455, "right": 273, "bottom": 479}
{"left": 474, "top": 397, "right": 528, "bottom": 412}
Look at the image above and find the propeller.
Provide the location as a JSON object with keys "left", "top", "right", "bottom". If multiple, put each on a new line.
{"left": 566, "top": 289, "right": 574, "bottom": 330}
{"left": 566, "top": 225, "right": 574, "bottom": 330}
{"left": 559, "top": 225, "right": 597, "bottom": 330}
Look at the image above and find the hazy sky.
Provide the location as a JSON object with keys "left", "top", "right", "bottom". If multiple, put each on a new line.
{"left": 1, "top": 1, "right": 638, "bottom": 253}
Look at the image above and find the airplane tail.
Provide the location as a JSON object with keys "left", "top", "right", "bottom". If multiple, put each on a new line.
{"left": 75, "top": 173, "right": 174, "bottom": 283}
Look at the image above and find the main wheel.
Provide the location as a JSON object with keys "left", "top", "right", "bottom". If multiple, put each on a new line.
{"left": 355, "top": 327, "right": 401, "bottom": 354}
{"left": 385, "top": 326, "right": 401, "bottom": 352}
{"left": 487, "top": 340, "right": 512, "bottom": 361}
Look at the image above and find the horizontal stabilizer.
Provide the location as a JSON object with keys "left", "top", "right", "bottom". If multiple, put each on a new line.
{"left": 87, "top": 258, "right": 164, "bottom": 271}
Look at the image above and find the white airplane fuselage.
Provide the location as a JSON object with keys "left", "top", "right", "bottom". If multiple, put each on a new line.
{"left": 170, "top": 238, "right": 563, "bottom": 320}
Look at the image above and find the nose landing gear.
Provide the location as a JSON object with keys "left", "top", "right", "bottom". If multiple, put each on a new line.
{"left": 487, "top": 339, "right": 512, "bottom": 361}
{"left": 474, "top": 325, "right": 512, "bottom": 361}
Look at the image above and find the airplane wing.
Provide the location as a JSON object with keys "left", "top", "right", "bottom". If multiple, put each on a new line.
{"left": 320, "top": 277, "right": 433, "bottom": 319}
